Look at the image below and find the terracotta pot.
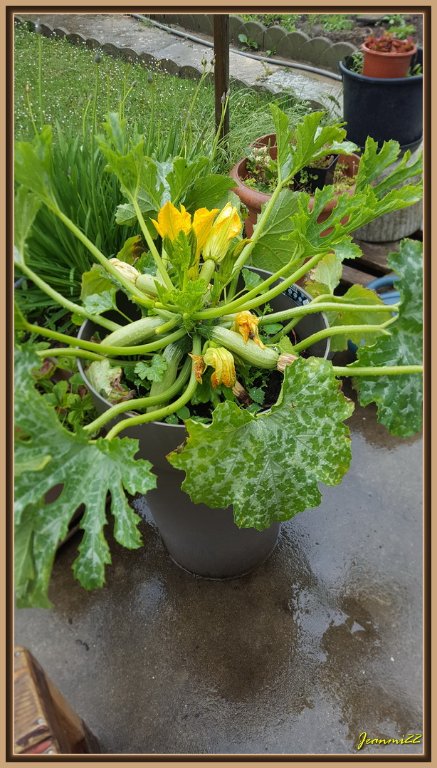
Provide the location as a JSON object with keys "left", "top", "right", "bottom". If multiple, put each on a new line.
{"left": 361, "top": 41, "right": 417, "bottom": 79}
{"left": 229, "top": 135, "right": 360, "bottom": 238}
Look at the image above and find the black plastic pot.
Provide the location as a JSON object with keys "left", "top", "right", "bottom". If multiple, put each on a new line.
{"left": 294, "top": 154, "right": 339, "bottom": 193}
{"left": 339, "top": 50, "right": 423, "bottom": 153}
{"left": 78, "top": 271, "right": 330, "bottom": 579}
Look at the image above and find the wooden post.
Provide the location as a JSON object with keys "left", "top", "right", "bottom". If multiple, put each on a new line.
{"left": 213, "top": 14, "right": 230, "bottom": 141}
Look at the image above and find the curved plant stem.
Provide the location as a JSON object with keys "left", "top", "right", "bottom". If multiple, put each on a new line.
{"left": 36, "top": 348, "right": 117, "bottom": 363}
{"left": 291, "top": 320, "right": 395, "bottom": 355}
{"left": 50, "top": 206, "right": 156, "bottom": 309}
{"left": 105, "top": 336, "right": 201, "bottom": 439}
{"left": 258, "top": 302, "right": 398, "bottom": 325}
{"left": 17, "top": 261, "right": 121, "bottom": 332}
{"left": 132, "top": 200, "right": 174, "bottom": 291}
{"left": 83, "top": 358, "right": 192, "bottom": 435}
{"left": 333, "top": 365, "right": 423, "bottom": 376}
{"left": 24, "top": 320, "right": 188, "bottom": 357}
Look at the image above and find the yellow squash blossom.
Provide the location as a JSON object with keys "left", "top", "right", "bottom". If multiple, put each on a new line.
{"left": 192, "top": 207, "right": 219, "bottom": 258}
{"left": 151, "top": 201, "right": 191, "bottom": 241}
{"left": 233, "top": 311, "right": 265, "bottom": 348}
{"left": 203, "top": 347, "right": 236, "bottom": 389}
{"left": 202, "top": 203, "right": 242, "bottom": 263}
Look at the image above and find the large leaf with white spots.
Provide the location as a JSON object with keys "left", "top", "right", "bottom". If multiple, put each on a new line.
{"left": 168, "top": 358, "right": 354, "bottom": 530}
{"left": 351, "top": 239, "right": 423, "bottom": 436}
{"left": 14, "top": 345, "right": 156, "bottom": 607}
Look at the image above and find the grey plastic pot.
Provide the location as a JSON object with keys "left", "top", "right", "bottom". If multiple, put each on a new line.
{"left": 77, "top": 270, "right": 330, "bottom": 579}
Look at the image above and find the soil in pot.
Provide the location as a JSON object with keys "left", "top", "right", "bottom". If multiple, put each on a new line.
{"left": 361, "top": 34, "right": 417, "bottom": 78}
{"left": 77, "top": 275, "right": 330, "bottom": 579}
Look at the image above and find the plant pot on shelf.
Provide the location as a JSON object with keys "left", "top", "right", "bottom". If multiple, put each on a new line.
{"left": 361, "top": 39, "right": 418, "bottom": 79}
{"left": 339, "top": 50, "right": 423, "bottom": 153}
{"left": 77, "top": 270, "right": 330, "bottom": 580}
{"left": 229, "top": 133, "right": 360, "bottom": 238}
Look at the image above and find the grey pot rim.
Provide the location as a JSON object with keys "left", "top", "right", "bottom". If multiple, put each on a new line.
{"left": 77, "top": 269, "right": 330, "bottom": 430}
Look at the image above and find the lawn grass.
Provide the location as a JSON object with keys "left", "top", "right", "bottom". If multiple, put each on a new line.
{"left": 14, "top": 22, "right": 309, "bottom": 167}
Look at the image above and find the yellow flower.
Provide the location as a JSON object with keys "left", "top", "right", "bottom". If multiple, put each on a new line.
{"left": 203, "top": 347, "right": 236, "bottom": 389}
{"left": 202, "top": 203, "right": 242, "bottom": 263}
{"left": 233, "top": 311, "right": 265, "bottom": 348}
{"left": 192, "top": 207, "right": 219, "bottom": 257}
{"left": 151, "top": 201, "right": 192, "bottom": 241}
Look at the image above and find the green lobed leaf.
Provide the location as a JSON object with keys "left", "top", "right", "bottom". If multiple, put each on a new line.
{"left": 304, "top": 252, "right": 343, "bottom": 297}
{"left": 14, "top": 126, "right": 57, "bottom": 205}
{"left": 250, "top": 189, "right": 302, "bottom": 272}
{"left": 168, "top": 357, "right": 354, "bottom": 530}
{"left": 183, "top": 174, "right": 237, "bottom": 212}
{"left": 14, "top": 344, "right": 156, "bottom": 606}
{"left": 82, "top": 290, "right": 117, "bottom": 315}
{"left": 134, "top": 355, "right": 168, "bottom": 383}
{"left": 351, "top": 238, "right": 423, "bottom": 436}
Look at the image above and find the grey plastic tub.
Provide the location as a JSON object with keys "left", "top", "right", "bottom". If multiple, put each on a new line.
{"left": 77, "top": 271, "right": 330, "bottom": 578}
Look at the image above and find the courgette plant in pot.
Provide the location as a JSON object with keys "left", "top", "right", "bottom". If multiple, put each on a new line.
{"left": 14, "top": 106, "right": 424, "bottom": 608}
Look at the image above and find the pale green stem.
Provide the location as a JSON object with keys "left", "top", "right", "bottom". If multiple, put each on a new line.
{"left": 199, "top": 259, "right": 216, "bottom": 284}
{"left": 36, "top": 348, "right": 111, "bottom": 363}
{"left": 17, "top": 262, "right": 121, "bottom": 332}
{"left": 154, "top": 315, "right": 182, "bottom": 335}
{"left": 105, "top": 336, "right": 201, "bottom": 439}
{"left": 51, "top": 206, "right": 156, "bottom": 309}
{"left": 24, "top": 320, "right": 187, "bottom": 357}
{"left": 292, "top": 321, "right": 394, "bottom": 355}
{"left": 199, "top": 252, "right": 328, "bottom": 321}
{"left": 193, "top": 257, "right": 305, "bottom": 321}
{"left": 132, "top": 200, "right": 174, "bottom": 291}
{"left": 333, "top": 365, "right": 423, "bottom": 376}
{"left": 83, "top": 358, "right": 191, "bottom": 435}
{"left": 258, "top": 302, "right": 398, "bottom": 326}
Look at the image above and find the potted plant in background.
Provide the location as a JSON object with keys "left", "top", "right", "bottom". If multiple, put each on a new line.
{"left": 361, "top": 32, "right": 417, "bottom": 78}
{"left": 14, "top": 107, "right": 423, "bottom": 608}
{"left": 229, "top": 115, "right": 360, "bottom": 237}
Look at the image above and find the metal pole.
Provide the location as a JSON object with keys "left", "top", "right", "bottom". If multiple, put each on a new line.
{"left": 213, "top": 14, "right": 230, "bottom": 141}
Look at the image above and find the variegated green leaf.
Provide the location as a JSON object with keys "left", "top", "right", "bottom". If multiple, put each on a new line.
{"left": 169, "top": 358, "right": 354, "bottom": 530}
{"left": 14, "top": 344, "right": 156, "bottom": 606}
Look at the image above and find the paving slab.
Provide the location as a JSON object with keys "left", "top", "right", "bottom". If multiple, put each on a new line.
{"left": 14, "top": 389, "right": 423, "bottom": 756}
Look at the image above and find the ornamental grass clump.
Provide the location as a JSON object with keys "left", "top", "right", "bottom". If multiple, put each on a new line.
{"left": 14, "top": 106, "right": 423, "bottom": 607}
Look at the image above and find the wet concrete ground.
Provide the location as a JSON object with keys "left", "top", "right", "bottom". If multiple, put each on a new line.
{"left": 14, "top": 386, "right": 423, "bottom": 756}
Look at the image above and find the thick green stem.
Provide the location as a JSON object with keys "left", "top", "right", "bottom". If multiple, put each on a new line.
{"left": 24, "top": 320, "right": 187, "bottom": 357}
{"left": 83, "top": 358, "right": 191, "bottom": 435}
{"left": 292, "top": 323, "right": 392, "bottom": 355}
{"left": 132, "top": 200, "right": 174, "bottom": 291}
{"left": 193, "top": 257, "right": 304, "bottom": 321}
{"left": 333, "top": 365, "right": 423, "bottom": 377}
{"left": 105, "top": 336, "right": 201, "bottom": 439}
{"left": 199, "top": 259, "right": 216, "bottom": 285}
{"left": 37, "top": 348, "right": 111, "bottom": 363}
{"left": 51, "top": 206, "right": 156, "bottom": 308}
{"left": 17, "top": 262, "right": 121, "bottom": 332}
{"left": 258, "top": 302, "right": 398, "bottom": 326}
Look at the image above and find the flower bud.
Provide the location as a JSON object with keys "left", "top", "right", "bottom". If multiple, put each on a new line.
{"left": 277, "top": 353, "right": 298, "bottom": 372}
{"left": 109, "top": 258, "right": 140, "bottom": 284}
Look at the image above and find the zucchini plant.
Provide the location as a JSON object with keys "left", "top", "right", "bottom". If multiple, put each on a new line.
{"left": 14, "top": 106, "right": 423, "bottom": 607}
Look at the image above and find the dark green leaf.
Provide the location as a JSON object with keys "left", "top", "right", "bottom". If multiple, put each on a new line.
{"left": 15, "top": 344, "right": 156, "bottom": 606}
{"left": 134, "top": 355, "right": 168, "bottom": 383}
{"left": 250, "top": 189, "right": 302, "bottom": 272}
{"left": 14, "top": 187, "right": 42, "bottom": 261}
{"left": 184, "top": 175, "right": 237, "bottom": 212}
